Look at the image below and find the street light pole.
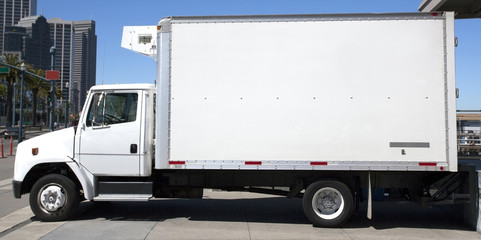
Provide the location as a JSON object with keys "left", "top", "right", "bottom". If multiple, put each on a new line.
{"left": 65, "top": 82, "right": 69, "bottom": 128}
{"left": 12, "top": 82, "right": 17, "bottom": 126}
{"left": 18, "top": 62, "right": 25, "bottom": 143}
{"left": 49, "top": 46, "right": 55, "bottom": 131}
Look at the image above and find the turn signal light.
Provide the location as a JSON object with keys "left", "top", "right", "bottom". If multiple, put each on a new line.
{"left": 32, "top": 148, "right": 39, "bottom": 156}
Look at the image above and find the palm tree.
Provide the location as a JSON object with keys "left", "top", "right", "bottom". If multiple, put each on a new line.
{"left": 38, "top": 82, "right": 51, "bottom": 127}
{"left": 0, "top": 85, "right": 6, "bottom": 99}
{"left": 25, "top": 66, "right": 49, "bottom": 126}
{"left": 41, "top": 81, "right": 60, "bottom": 128}
{"left": 0, "top": 84, "right": 6, "bottom": 117}
{"left": 0, "top": 54, "right": 20, "bottom": 127}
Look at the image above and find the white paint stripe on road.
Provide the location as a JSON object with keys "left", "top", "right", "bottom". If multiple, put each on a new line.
{"left": 0, "top": 206, "right": 33, "bottom": 234}
{"left": 1, "top": 221, "right": 66, "bottom": 240}
{"left": 0, "top": 178, "right": 13, "bottom": 188}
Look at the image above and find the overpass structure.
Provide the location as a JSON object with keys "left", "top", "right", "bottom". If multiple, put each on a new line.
{"left": 419, "top": 0, "right": 481, "bottom": 18}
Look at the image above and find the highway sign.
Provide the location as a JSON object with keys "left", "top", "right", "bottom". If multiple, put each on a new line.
{"left": 0, "top": 67, "right": 10, "bottom": 73}
{"left": 45, "top": 70, "right": 60, "bottom": 80}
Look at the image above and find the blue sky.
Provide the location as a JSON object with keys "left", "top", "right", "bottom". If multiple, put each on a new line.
{"left": 37, "top": 0, "right": 481, "bottom": 109}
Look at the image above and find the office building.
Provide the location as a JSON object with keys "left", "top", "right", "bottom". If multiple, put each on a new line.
{"left": 48, "top": 18, "right": 74, "bottom": 113}
{"left": 3, "top": 25, "right": 26, "bottom": 54}
{"left": 48, "top": 18, "right": 96, "bottom": 114}
{"left": 16, "top": 15, "right": 51, "bottom": 70}
{"left": 0, "top": 0, "right": 37, "bottom": 53}
{"left": 73, "top": 20, "right": 96, "bottom": 112}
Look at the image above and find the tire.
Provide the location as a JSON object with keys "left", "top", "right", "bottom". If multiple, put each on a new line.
{"left": 302, "top": 180, "right": 353, "bottom": 228}
{"left": 29, "top": 174, "right": 79, "bottom": 222}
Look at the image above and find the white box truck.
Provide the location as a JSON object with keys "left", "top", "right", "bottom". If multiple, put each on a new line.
{"left": 12, "top": 12, "right": 477, "bottom": 228}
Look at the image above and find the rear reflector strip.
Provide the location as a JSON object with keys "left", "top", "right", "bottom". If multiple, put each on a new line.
{"left": 310, "top": 162, "right": 328, "bottom": 166}
{"left": 419, "top": 162, "right": 437, "bottom": 167}
{"left": 245, "top": 161, "right": 262, "bottom": 165}
{"left": 169, "top": 161, "right": 185, "bottom": 165}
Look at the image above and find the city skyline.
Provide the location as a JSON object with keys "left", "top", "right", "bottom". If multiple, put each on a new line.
{"left": 0, "top": 0, "right": 97, "bottom": 115}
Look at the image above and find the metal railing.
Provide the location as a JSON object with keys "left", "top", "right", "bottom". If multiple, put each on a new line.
{"left": 458, "top": 130, "right": 481, "bottom": 156}
{"left": 0, "top": 61, "right": 56, "bottom": 141}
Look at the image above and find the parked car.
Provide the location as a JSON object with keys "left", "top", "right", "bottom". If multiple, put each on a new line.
{"left": 4, "top": 127, "right": 25, "bottom": 139}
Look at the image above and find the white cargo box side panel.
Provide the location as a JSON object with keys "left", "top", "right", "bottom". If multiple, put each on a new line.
{"left": 163, "top": 14, "right": 456, "bottom": 171}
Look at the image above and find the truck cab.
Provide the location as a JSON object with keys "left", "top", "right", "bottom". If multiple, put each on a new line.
{"left": 12, "top": 84, "right": 155, "bottom": 221}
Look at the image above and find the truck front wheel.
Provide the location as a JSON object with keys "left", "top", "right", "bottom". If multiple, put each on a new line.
{"left": 302, "top": 180, "right": 353, "bottom": 227}
{"left": 29, "top": 174, "right": 79, "bottom": 221}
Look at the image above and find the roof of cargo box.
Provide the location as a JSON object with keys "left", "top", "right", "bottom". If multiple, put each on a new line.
{"left": 419, "top": 0, "right": 481, "bottom": 18}
{"left": 158, "top": 12, "right": 444, "bottom": 25}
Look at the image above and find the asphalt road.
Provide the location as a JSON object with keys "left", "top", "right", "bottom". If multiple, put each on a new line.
{"left": 0, "top": 129, "right": 48, "bottom": 181}
{"left": 0, "top": 129, "right": 48, "bottom": 218}
{"left": 0, "top": 190, "right": 480, "bottom": 240}
{"left": 0, "top": 136, "right": 18, "bottom": 180}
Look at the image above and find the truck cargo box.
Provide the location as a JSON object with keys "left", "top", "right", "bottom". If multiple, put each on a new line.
{"left": 135, "top": 12, "right": 458, "bottom": 172}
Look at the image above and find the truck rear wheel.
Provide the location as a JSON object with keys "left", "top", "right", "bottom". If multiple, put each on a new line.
{"left": 29, "top": 174, "right": 79, "bottom": 221}
{"left": 302, "top": 180, "right": 353, "bottom": 227}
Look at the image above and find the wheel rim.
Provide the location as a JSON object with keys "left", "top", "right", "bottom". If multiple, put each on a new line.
{"left": 38, "top": 184, "right": 67, "bottom": 213}
{"left": 311, "top": 187, "right": 344, "bottom": 220}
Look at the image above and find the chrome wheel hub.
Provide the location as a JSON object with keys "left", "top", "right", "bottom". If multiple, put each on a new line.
{"left": 39, "top": 185, "right": 66, "bottom": 212}
{"left": 312, "top": 187, "right": 344, "bottom": 220}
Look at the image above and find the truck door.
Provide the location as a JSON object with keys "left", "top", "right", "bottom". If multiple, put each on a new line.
{"left": 77, "top": 90, "right": 142, "bottom": 176}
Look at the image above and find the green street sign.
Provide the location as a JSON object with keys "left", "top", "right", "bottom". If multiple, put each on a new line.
{"left": 0, "top": 67, "right": 9, "bottom": 74}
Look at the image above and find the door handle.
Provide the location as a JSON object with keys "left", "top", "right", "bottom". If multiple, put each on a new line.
{"left": 130, "top": 144, "right": 138, "bottom": 154}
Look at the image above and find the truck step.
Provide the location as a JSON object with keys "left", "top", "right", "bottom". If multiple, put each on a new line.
{"left": 98, "top": 181, "right": 152, "bottom": 195}
{"left": 94, "top": 194, "right": 152, "bottom": 202}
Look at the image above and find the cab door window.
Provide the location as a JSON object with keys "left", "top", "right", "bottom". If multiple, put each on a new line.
{"left": 86, "top": 92, "right": 138, "bottom": 127}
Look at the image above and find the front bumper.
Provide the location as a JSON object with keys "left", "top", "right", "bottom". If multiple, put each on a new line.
{"left": 12, "top": 180, "right": 22, "bottom": 199}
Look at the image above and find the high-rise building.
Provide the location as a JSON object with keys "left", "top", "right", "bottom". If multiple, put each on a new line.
{"left": 0, "top": 0, "right": 37, "bottom": 54}
{"left": 73, "top": 20, "right": 96, "bottom": 112}
{"left": 48, "top": 18, "right": 96, "bottom": 114}
{"left": 16, "top": 15, "right": 51, "bottom": 70}
{"left": 3, "top": 25, "right": 26, "bottom": 54}
{"left": 47, "top": 18, "right": 74, "bottom": 112}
